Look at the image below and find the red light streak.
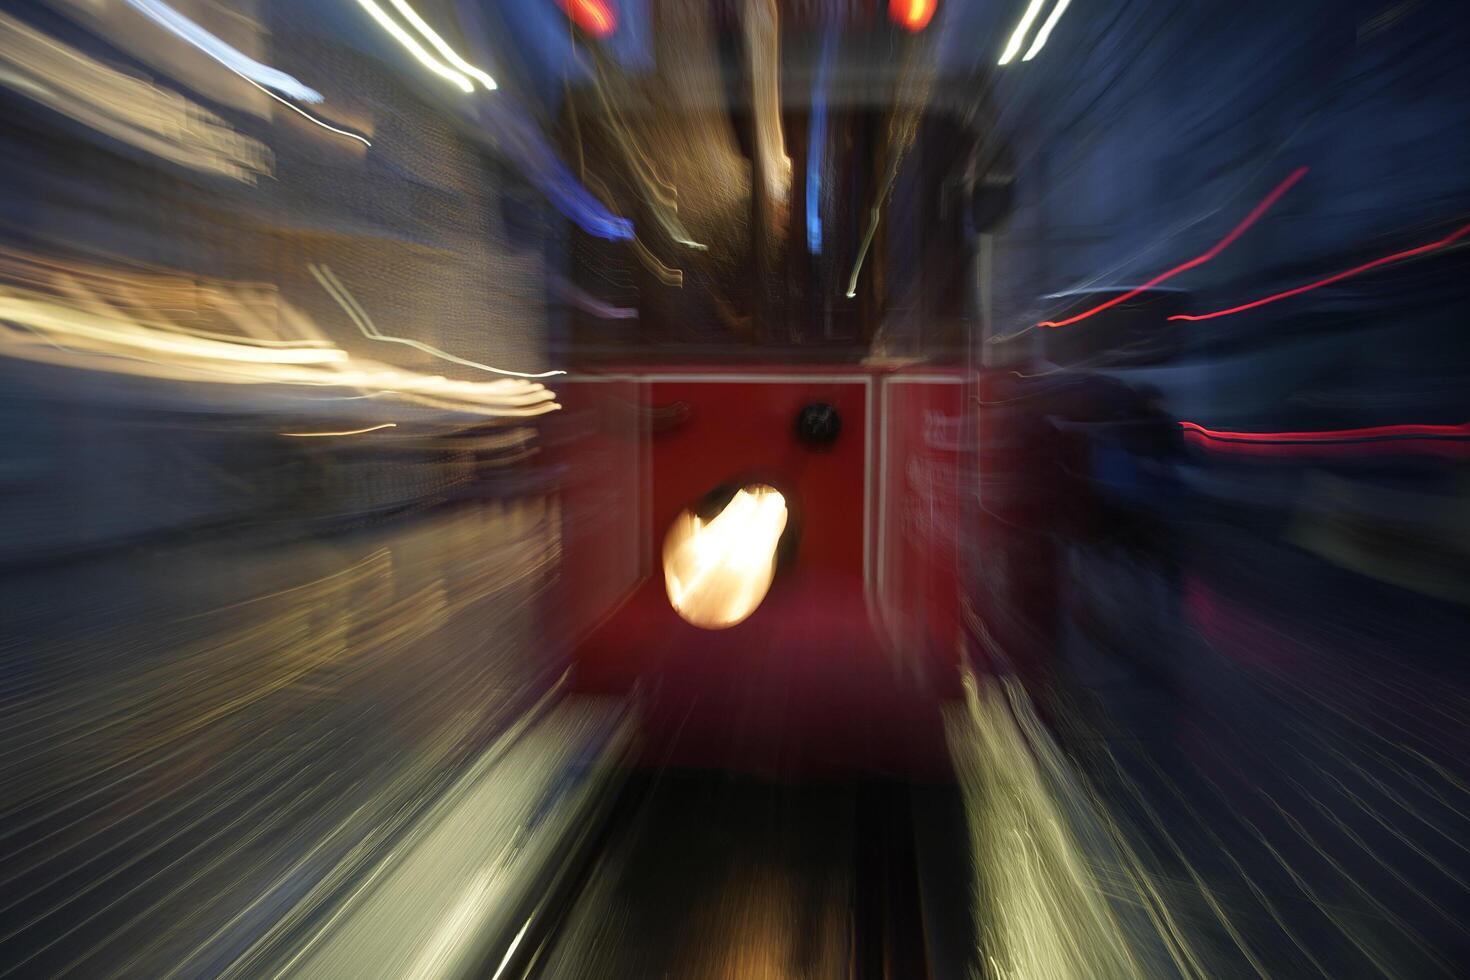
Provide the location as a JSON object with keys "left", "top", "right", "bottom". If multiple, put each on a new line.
{"left": 1037, "top": 166, "right": 1309, "bottom": 328}
{"left": 1179, "top": 420, "right": 1470, "bottom": 457}
{"left": 1169, "top": 221, "right": 1470, "bottom": 321}
{"left": 1180, "top": 420, "right": 1470, "bottom": 442}
{"left": 890, "top": 0, "right": 938, "bottom": 31}
{"left": 560, "top": 0, "right": 616, "bottom": 38}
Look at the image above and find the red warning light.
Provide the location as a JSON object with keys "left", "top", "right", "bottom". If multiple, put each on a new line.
{"left": 560, "top": 0, "right": 617, "bottom": 38}
{"left": 890, "top": 0, "right": 937, "bottom": 32}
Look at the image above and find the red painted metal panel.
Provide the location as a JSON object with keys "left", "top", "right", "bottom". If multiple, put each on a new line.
{"left": 874, "top": 376, "right": 966, "bottom": 683}
{"left": 554, "top": 367, "right": 965, "bottom": 775}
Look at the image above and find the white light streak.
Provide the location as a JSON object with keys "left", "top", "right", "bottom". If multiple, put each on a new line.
{"left": 0, "top": 261, "right": 561, "bottom": 418}
{"left": 386, "top": 0, "right": 497, "bottom": 90}
{"left": 998, "top": 0, "right": 1048, "bottom": 66}
{"left": 122, "top": 0, "right": 323, "bottom": 102}
{"left": 489, "top": 917, "right": 532, "bottom": 980}
{"left": 309, "top": 264, "right": 564, "bottom": 379}
{"left": 0, "top": 12, "right": 270, "bottom": 183}
{"left": 1022, "top": 0, "right": 1073, "bottom": 61}
{"left": 235, "top": 72, "right": 371, "bottom": 148}
{"left": 354, "top": 0, "right": 474, "bottom": 93}
{"left": 845, "top": 206, "right": 882, "bottom": 299}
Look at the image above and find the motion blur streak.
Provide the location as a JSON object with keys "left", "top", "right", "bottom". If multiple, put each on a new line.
{"left": 236, "top": 74, "right": 372, "bottom": 148}
{"left": 806, "top": 30, "right": 833, "bottom": 254}
{"left": 1021, "top": 0, "right": 1071, "bottom": 61}
{"left": 579, "top": 54, "right": 703, "bottom": 250}
{"left": 355, "top": 0, "right": 475, "bottom": 92}
{"left": 560, "top": 0, "right": 618, "bottom": 39}
{"left": 630, "top": 235, "right": 684, "bottom": 287}
{"left": 310, "top": 264, "right": 566, "bottom": 379}
{"left": 0, "top": 295, "right": 345, "bottom": 364}
{"left": 1169, "top": 220, "right": 1470, "bottom": 321}
{"left": 279, "top": 422, "right": 399, "bottom": 437}
{"left": 1181, "top": 420, "right": 1470, "bottom": 443}
{"left": 890, "top": 0, "right": 939, "bottom": 33}
{"left": 844, "top": 206, "right": 881, "bottom": 298}
{"left": 4, "top": 1, "right": 1470, "bottom": 978}
{"left": 945, "top": 675, "right": 1155, "bottom": 980}
{"left": 1181, "top": 421, "right": 1470, "bottom": 458}
{"left": 482, "top": 102, "right": 635, "bottom": 240}
{"left": 120, "top": 0, "right": 323, "bottom": 102}
{"left": 0, "top": 12, "right": 271, "bottom": 182}
{"left": 745, "top": 0, "right": 792, "bottom": 207}
{"left": 384, "top": 0, "right": 498, "bottom": 90}
{"left": 1038, "top": 166, "right": 1309, "bottom": 327}
{"left": 0, "top": 285, "right": 559, "bottom": 416}
{"left": 998, "top": 0, "right": 1049, "bottom": 65}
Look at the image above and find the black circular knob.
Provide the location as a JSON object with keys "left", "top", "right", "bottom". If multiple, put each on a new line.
{"left": 795, "top": 402, "right": 841, "bottom": 446}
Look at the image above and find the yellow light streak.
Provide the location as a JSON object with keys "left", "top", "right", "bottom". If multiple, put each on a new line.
{"left": 280, "top": 422, "right": 398, "bottom": 437}
{"left": 629, "top": 237, "right": 683, "bottom": 288}
{"left": 0, "top": 256, "right": 561, "bottom": 418}
{"left": 745, "top": 0, "right": 792, "bottom": 205}
{"left": 0, "top": 296, "right": 346, "bottom": 364}
{"left": 0, "top": 11, "right": 270, "bottom": 182}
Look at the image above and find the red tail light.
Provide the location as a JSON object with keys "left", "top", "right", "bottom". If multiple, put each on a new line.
{"left": 890, "top": 0, "right": 937, "bottom": 32}
{"left": 559, "top": 0, "right": 617, "bottom": 38}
